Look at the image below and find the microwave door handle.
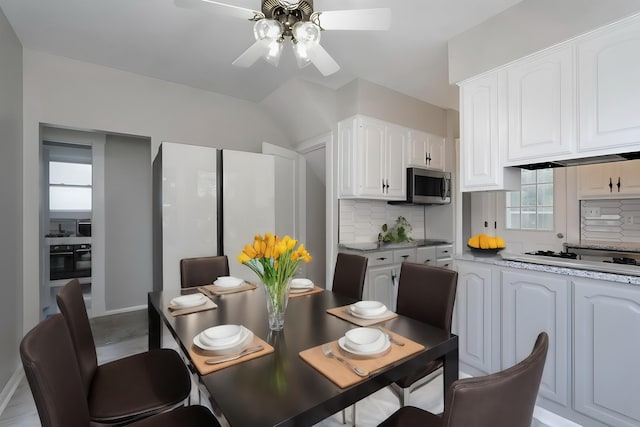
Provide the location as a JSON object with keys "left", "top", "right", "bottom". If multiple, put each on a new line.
{"left": 440, "top": 177, "right": 446, "bottom": 200}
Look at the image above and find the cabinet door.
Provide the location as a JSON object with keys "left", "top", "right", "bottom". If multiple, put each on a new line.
{"left": 384, "top": 124, "right": 407, "bottom": 199}
{"left": 357, "top": 117, "right": 386, "bottom": 197}
{"left": 460, "top": 74, "right": 520, "bottom": 191}
{"left": 578, "top": 17, "right": 640, "bottom": 152}
{"left": 367, "top": 266, "right": 394, "bottom": 308}
{"left": 577, "top": 163, "right": 616, "bottom": 198}
{"left": 574, "top": 278, "right": 640, "bottom": 427}
{"left": 501, "top": 270, "right": 569, "bottom": 406}
{"left": 454, "top": 261, "right": 495, "bottom": 374}
{"left": 337, "top": 118, "right": 357, "bottom": 197}
{"left": 408, "top": 130, "right": 445, "bottom": 171}
{"left": 506, "top": 46, "right": 575, "bottom": 162}
{"left": 618, "top": 159, "right": 640, "bottom": 196}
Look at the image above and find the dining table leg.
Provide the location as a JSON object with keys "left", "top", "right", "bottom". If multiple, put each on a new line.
{"left": 148, "top": 294, "right": 161, "bottom": 350}
{"left": 442, "top": 344, "right": 459, "bottom": 407}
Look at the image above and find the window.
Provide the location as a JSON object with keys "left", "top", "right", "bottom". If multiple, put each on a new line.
{"left": 49, "top": 161, "right": 92, "bottom": 211}
{"left": 505, "top": 169, "right": 553, "bottom": 230}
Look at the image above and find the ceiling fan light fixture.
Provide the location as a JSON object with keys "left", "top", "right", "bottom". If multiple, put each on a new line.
{"left": 292, "top": 21, "right": 320, "bottom": 44}
{"left": 264, "top": 39, "right": 284, "bottom": 66}
{"left": 253, "top": 18, "right": 283, "bottom": 41}
{"left": 277, "top": 0, "right": 301, "bottom": 11}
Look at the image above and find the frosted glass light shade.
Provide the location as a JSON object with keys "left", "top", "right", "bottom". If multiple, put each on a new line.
{"left": 253, "top": 19, "right": 283, "bottom": 41}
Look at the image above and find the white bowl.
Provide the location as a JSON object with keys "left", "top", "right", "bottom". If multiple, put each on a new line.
{"left": 290, "top": 278, "right": 314, "bottom": 289}
{"left": 200, "top": 324, "right": 243, "bottom": 347}
{"left": 193, "top": 329, "right": 253, "bottom": 355}
{"left": 170, "top": 293, "right": 207, "bottom": 309}
{"left": 344, "top": 327, "right": 386, "bottom": 353}
{"left": 214, "top": 276, "right": 243, "bottom": 288}
{"left": 350, "top": 301, "right": 387, "bottom": 316}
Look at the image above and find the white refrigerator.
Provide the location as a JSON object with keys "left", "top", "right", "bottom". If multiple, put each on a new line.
{"left": 153, "top": 142, "right": 297, "bottom": 290}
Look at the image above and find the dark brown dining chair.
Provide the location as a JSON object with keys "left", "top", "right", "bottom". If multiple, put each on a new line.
{"left": 180, "top": 255, "right": 230, "bottom": 288}
{"left": 379, "top": 332, "right": 549, "bottom": 427}
{"left": 20, "top": 314, "right": 220, "bottom": 427}
{"left": 332, "top": 253, "right": 368, "bottom": 300}
{"left": 392, "top": 262, "right": 458, "bottom": 406}
{"left": 56, "top": 279, "right": 192, "bottom": 424}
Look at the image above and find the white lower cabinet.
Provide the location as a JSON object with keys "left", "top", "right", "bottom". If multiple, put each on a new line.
{"left": 573, "top": 278, "right": 640, "bottom": 427}
{"left": 455, "top": 259, "right": 640, "bottom": 427}
{"left": 501, "top": 270, "right": 570, "bottom": 407}
{"left": 453, "top": 261, "right": 497, "bottom": 375}
{"left": 366, "top": 265, "right": 395, "bottom": 310}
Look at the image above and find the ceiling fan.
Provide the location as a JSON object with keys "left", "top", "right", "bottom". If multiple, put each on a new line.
{"left": 175, "top": 0, "right": 391, "bottom": 76}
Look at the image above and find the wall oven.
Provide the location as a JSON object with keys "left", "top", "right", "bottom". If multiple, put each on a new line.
{"left": 50, "top": 244, "right": 91, "bottom": 280}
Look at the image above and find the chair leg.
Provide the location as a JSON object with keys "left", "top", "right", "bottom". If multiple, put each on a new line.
{"left": 341, "top": 403, "right": 357, "bottom": 426}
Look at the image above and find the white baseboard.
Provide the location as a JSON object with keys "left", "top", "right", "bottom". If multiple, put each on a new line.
{"left": 0, "top": 366, "right": 24, "bottom": 417}
{"left": 533, "top": 406, "right": 583, "bottom": 427}
{"left": 100, "top": 304, "right": 147, "bottom": 316}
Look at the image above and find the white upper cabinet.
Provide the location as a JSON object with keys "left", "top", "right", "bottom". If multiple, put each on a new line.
{"left": 459, "top": 73, "right": 521, "bottom": 191}
{"left": 407, "top": 130, "right": 446, "bottom": 171}
{"left": 505, "top": 46, "right": 575, "bottom": 163}
{"left": 578, "top": 159, "right": 640, "bottom": 198}
{"left": 577, "top": 16, "right": 640, "bottom": 153}
{"left": 338, "top": 115, "right": 407, "bottom": 200}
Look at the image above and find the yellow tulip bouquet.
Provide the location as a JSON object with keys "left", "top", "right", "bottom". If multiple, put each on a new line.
{"left": 238, "top": 233, "right": 311, "bottom": 330}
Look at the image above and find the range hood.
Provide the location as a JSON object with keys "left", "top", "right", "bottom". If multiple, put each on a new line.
{"left": 516, "top": 151, "right": 640, "bottom": 170}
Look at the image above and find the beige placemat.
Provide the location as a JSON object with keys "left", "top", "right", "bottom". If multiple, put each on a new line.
{"left": 188, "top": 334, "right": 274, "bottom": 376}
{"left": 289, "top": 286, "right": 324, "bottom": 298}
{"left": 198, "top": 282, "right": 258, "bottom": 296}
{"left": 168, "top": 299, "right": 218, "bottom": 317}
{"left": 299, "top": 330, "right": 424, "bottom": 388}
{"left": 326, "top": 305, "right": 399, "bottom": 326}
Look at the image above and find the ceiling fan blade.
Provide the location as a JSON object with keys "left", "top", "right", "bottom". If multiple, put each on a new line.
{"left": 314, "top": 8, "right": 391, "bottom": 31}
{"left": 232, "top": 39, "right": 271, "bottom": 67}
{"left": 307, "top": 44, "right": 340, "bottom": 76}
{"left": 174, "top": 0, "right": 263, "bottom": 21}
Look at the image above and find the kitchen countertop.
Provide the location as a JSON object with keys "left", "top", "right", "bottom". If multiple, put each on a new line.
{"left": 44, "top": 236, "right": 92, "bottom": 245}
{"left": 564, "top": 240, "right": 640, "bottom": 253}
{"left": 457, "top": 252, "right": 640, "bottom": 285}
{"left": 339, "top": 239, "right": 453, "bottom": 253}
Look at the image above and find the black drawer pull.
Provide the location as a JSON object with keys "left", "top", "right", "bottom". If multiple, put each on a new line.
{"left": 376, "top": 257, "right": 387, "bottom": 261}
{"left": 401, "top": 255, "right": 410, "bottom": 259}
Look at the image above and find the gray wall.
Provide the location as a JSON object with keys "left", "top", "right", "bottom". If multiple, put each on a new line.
{"left": 0, "top": 8, "right": 22, "bottom": 391}
{"left": 448, "top": 0, "right": 640, "bottom": 83}
{"left": 337, "top": 79, "right": 448, "bottom": 137}
{"left": 104, "top": 135, "right": 152, "bottom": 310}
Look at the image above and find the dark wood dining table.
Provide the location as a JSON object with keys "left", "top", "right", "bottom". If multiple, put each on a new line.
{"left": 148, "top": 287, "right": 458, "bottom": 427}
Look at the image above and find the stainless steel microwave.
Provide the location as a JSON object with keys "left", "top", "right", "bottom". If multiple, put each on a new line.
{"left": 404, "top": 168, "right": 451, "bottom": 205}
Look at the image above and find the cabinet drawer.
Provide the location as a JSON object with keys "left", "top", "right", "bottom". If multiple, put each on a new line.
{"left": 436, "top": 258, "right": 453, "bottom": 269}
{"left": 393, "top": 248, "right": 416, "bottom": 264}
{"left": 416, "top": 246, "right": 437, "bottom": 264}
{"left": 365, "top": 251, "right": 394, "bottom": 267}
{"left": 436, "top": 245, "right": 453, "bottom": 259}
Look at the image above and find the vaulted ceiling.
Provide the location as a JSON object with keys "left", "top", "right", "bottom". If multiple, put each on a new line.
{"left": 0, "top": 0, "right": 524, "bottom": 109}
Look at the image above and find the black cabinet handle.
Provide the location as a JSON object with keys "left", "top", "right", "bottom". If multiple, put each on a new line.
{"left": 617, "top": 177, "right": 621, "bottom": 192}
{"left": 609, "top": 177, "right": 613, "bottom": 192}
{"left": 376, "top": 257, "right": 387, "bottom": 261}
{"left": 401, "top": 255, "right": 409, "bottom": 259}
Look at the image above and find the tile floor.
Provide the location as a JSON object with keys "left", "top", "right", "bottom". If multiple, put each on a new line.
{"left": 0, "top": 311, "right": 549, "bottom": 427}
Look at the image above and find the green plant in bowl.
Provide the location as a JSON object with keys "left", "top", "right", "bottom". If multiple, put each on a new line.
{"left": 378, "top": 216, "right": 414, "bottom": 244}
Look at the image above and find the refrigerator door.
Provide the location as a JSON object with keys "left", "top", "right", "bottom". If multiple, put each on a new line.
{"left": 155, "top": 142, "right": 218, "bottom": 290}
{"left": 222, "top": 150, "right": 276, "bottom": 281}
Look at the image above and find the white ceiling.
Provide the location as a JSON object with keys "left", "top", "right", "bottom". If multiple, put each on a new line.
{"left": 0, "top": 0, "right": 524, "bottom": 109}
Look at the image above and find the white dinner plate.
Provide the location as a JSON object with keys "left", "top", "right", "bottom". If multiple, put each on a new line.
{"left": 348, "top": 307, "right": 392, "bottom": 320}
{"left": 289, "top": 286, "right": 315, "bottom": 294}
{"left": 338, "top": 336, "right": 390, "bottom": 357}
{"left": 291, "top": 278, "right": 314, "bottom": 289}
{"left": 350, "top": 301, "right": 387, "bottom": 316}
{"left": 169, "top": 293, "right": 208, "bottom": 309}
{"left": 193, "top": 328, "right": 253, "bottom": 355}
{"left": 214, "top": 276, "right": 244, "bottom": 288}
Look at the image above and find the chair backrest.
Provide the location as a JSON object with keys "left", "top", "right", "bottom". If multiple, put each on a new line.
{"left": 20, "top": 314, "right": 92, "bottom": 427}
{"left": 332, "top": 253, "right": 368, "bottom": 300}
{"left": 442, "top": 332, "right": 549, "bottom": 427}
{"left": 56, "top": 278, "right": 98, "bottom": 396}
{"left": 396, "top": 262, "right": 458, "bottom": 332}
{"left": 180, "top": 255, "right": 230, "bottom": 288}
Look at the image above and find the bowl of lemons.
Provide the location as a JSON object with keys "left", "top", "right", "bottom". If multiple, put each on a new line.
{"left": 467, "top": 234, "right": 506, "bottom": 254}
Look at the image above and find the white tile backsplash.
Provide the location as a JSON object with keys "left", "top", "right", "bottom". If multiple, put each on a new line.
{"left": 339, "top": 199, "right": 425, "bottom": 243}
{"left": 581, "top": 199, "right": 640, "bottom": 243}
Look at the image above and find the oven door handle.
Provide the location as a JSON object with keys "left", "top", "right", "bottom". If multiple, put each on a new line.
{"left": 51, "top": 251, "right": 74, "bottom": 255}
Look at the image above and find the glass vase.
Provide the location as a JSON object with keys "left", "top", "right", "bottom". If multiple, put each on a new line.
{"left": 263, "top": 278, "right": 292, "bottom": 331}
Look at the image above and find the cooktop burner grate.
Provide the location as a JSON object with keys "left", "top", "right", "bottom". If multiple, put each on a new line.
{"left": 525, "top": 250, "right": 578, "bottom": 259}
